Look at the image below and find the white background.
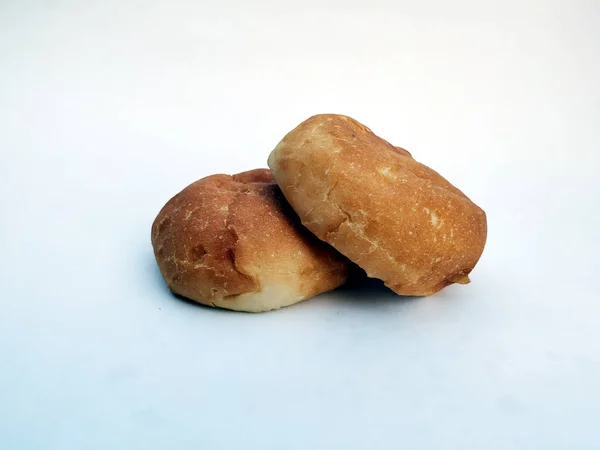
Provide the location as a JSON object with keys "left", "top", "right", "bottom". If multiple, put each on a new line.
{"left": 1, "top": 0, "right": 599, "bottom": 449}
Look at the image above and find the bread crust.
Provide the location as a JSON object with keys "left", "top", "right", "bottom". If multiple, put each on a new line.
{"left": 268, "top": 115, "right": 487, "bottom": 296}
{"left": 151, "top": 169, "right": 348, "bottom": 312}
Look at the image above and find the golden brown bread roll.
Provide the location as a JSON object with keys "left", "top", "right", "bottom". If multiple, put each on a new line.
{"left": 267, "top": 114, "right": 487, "bottom": 296}
{"left": 151, "top": 169, "right": 349, "bottom": 312}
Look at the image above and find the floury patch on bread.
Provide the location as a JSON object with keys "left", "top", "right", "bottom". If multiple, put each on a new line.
{"left": 268, "top": 114, "right": 487, "bottom": 296}
{"left": 151, "top": 169, "right": 349, "bottom": 312}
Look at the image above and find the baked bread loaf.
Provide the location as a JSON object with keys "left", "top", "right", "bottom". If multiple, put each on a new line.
{"left": 267, "top": 114, "right": 487, "bottom": 296}
{"left": 151, "top": 169, "right": 349, "bottom": 312}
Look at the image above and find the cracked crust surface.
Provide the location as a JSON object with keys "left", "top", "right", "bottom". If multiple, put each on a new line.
{"left": 267, "top": 114, "right": 487, "bottom": 296}
{"left": 151, "top": 169, "right": 349, "bottom": 312}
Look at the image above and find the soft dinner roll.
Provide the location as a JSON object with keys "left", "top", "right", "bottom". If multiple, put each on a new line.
{"left": 268, "top": 114, "right": 487, "bottom": 296}
{"left": 151, "top": 169, "right": 349, "bottom": 312}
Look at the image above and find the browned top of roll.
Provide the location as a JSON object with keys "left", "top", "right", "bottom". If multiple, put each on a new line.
{"left": 268, "top": 115, "right": 487, "bottom": 296}
{"left": 151, "top": 169, "right": 348, "bottom": 311}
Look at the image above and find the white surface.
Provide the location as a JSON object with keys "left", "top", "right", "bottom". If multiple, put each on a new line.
{"left": 1, "top": 1, "right": 599, "bottom": 449}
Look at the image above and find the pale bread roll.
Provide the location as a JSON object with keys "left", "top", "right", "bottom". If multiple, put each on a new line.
{"left": 268, "top": 114, "right": 487, "bottom": 296}
{"left": 151, "top": 169, "right": 349, "bottom": 312}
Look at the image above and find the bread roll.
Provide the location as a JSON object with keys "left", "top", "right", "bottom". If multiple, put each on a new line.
{"left": 151, "top": 169, "right": 349, "bottom": 312}
{"left": 268, "top": 114, "right": 487, "bottom": 296}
